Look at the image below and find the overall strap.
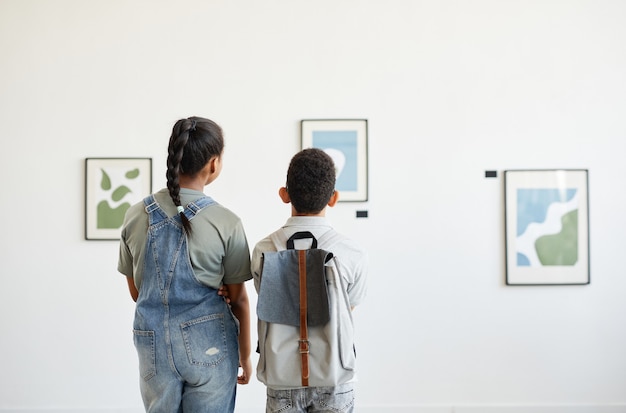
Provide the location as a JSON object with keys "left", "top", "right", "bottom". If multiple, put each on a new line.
{"left": 143, "top": 195, "right": 216, "bottom": 225}
{"left": 143, "top": 195, "right": 168, "bottom": 225}
{"left": 183, "top": 196, "right": 216, "bottom": 221}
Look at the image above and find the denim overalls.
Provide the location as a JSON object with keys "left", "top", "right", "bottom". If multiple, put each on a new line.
{"left": 133, "top": 195, "right": 239, "bottom": 413}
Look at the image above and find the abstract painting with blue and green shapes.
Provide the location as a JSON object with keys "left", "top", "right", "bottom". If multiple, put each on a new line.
{"left": 516, "top": 188, "right": 579, "bottom": 267}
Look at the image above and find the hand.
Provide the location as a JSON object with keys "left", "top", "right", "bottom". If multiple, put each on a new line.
{"left": 217, "top": 285, "right": 230, "bottom": 304}
{"left": 237, "top": 357, "right": 253, "bottom": 385}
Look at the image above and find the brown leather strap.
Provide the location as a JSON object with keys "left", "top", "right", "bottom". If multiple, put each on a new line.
{"left": 298, "top": 249, "right": 309, "bottom": 387}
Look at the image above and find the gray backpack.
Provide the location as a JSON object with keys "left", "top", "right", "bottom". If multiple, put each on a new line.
{"left": 256, "top": 229, "right": 356, "bottom": 388}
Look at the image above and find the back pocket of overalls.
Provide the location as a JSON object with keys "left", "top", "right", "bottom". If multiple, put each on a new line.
{"left": 133, "top": 330, "right": 156, "bottom": 381}
{"left": 181, "top": 314, "right": 228, "bottom": 367}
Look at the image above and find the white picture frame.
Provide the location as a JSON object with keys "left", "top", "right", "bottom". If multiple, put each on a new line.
{"left": 85, "top": 157, "right": 152, "bottom": 240}
{"left": 504, "top": 169, "right": 590, "bottom": 285}
{"left": 301, "top": 119, "right": 368, "bottom": 202}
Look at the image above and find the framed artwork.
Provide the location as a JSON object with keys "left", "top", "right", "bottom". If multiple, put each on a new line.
{"left": 301, "top": 119, "right": 368, "bottom": 202}
{"left": 85, "top": 158, "right": 152, "bottom": 240}
{"left": 504, "top": 169, "right": 590, "bottom": 285}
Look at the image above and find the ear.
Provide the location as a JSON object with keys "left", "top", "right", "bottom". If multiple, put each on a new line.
{"left": 209, "top": 156, "right": 218, "bottom": 173}
{"left": 279, "top": 187, "right": 291, "bottom": 204}
{"left": 328, "top": 190, "right": 339, "bottom": 207}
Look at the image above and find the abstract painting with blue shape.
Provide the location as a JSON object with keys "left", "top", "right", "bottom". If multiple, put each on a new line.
{"left": 312, "top": 130, "right": 358, "bottom": 191}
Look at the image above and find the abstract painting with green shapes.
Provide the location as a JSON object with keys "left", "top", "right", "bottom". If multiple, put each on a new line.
{"left": 515, "top": 188, "right": 579, "bottom": 267}
{"left": 96, "top": 167, "right": 141, "bottom": 229}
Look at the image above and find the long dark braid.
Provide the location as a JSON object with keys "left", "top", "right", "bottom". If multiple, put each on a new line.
{"left": 166, "top": 116, "right": 224, "bottom": 235}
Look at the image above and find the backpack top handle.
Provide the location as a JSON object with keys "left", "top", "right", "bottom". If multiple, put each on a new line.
{"left": 286, "top": 231, "right": 317, "bottom": 250}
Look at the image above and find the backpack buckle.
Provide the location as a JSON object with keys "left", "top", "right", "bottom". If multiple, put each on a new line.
{"left": 298, "top": 339, "right": 310, "bottom": 354}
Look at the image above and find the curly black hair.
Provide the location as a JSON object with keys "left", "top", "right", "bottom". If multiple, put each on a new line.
{"left": 286, "top": 148, "right": 336, "bottom": 214}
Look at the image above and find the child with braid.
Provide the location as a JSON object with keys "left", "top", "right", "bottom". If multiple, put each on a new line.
{"left": 118, "top": 116, "right": 252, "bottom": 413}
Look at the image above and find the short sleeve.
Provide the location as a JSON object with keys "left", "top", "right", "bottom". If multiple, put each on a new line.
{"left": 118, "top": 239, "right": 133, "bottom": 276}
{"left": 221, "top": 220, "right": 253, "bottom": 285}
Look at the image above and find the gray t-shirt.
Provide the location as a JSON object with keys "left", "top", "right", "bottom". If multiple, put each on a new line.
{"left": 118, "top": 188, "right": 252, "bottom": 289}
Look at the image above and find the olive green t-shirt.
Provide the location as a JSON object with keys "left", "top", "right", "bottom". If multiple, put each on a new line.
{"left": 118, "top": 188, "right": 252, "bottom": 289}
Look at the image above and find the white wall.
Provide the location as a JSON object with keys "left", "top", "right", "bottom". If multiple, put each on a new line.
{"left": 1, "top": 1, "right": 625, "bottom": 412}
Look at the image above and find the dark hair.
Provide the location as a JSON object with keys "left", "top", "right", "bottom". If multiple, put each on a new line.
{"left": 166, "top": 116, "right": 224, "bottom": 234}
{"left": 286, "top": 148, "right": 336, "bottom": 214}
